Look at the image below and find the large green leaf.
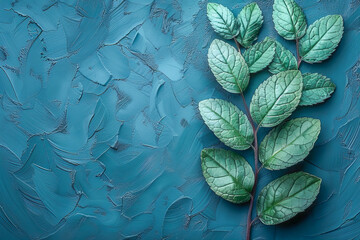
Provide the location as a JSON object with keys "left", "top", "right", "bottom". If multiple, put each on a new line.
{"left": 243, "top": 39, "right": 275, "bottom": 73}
{"left": 300, "top": 15, "right": 344, "bottom": 63}
{"left": 236, "top": 3, "right": 263, "bottom": 48}
{"left": 300, "top": 73, "right": 336, "bottom": 106}
{"left": 199, "top": 99, "right": 254, "bottom": 150}
{"left": 259, "top": 118, "right": 321, "bottom": 170}
{"left": 207, "top": 3, "right": 239, "bottom": 39}
{"left": 201, "top": 148, "right": 254, "bottom": 203}
{"left": 257, "top": 171, "right": 321, "bottom": 225}
{"left": 208, "top": 39, "right": 250, "bottom": 93}
{"left": 273, "top": 0, "right": 307, "bottom": 40}
{"left": 272, "top": 0, "right": 307, "bottom": 40}
{"left": 250, "top": 70, "right": 303, "bottom": 127}
{"left": 268, "top": 39, "right": 298, "bottom": 74}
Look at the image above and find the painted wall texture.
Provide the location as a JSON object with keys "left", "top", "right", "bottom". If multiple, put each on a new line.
{"left": 0, "top": 0, "right": 359, "bottom": 239}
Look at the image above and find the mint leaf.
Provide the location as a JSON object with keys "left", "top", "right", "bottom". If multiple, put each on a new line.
{"left": 300, "top": 73, "right": 336, "bottom": 106}
{"left": 257, "top": 171, "right": 321, "bottom": 225}
{"left": 272, "top": 0, "right": 307, "bottom": 40}
{"left": 268, "top": 39, "right": 298, "bottom": 74}
{"left": 250, "top": 70, "right": 303, "bottom": 127}
{"left": 236, "top": 3, "right": 264, "bottom": 48}
{"left": 300, "top": 15, "right": 344, "bottom": 63}
{"left": 199, "top": 99, "right": 254, "bottom": 150}
{"left": 259, "top": 118, "right": 321, "bottom": 170}
{"left": 207, "top": 3, "right": 239, "bottom": 39}
{"left": 208, "top": 39, "right": 250, "bottom": 93}
{"left": 243, "top": 39, "right": 276, "bottom": 73}
{"left": 201, "top": 148, "right": 254, "bottom": 203}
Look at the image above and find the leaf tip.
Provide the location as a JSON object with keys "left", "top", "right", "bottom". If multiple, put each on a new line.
{"left": 335, "top": 14, "right": 344, "bottom": 21}
{"left": 247, "top": 2, "right": 259, "bottom": 10}
{"left": 207, "top": 2, "right": 217, "bottom": 11}
{"left": 309, "top": 173, "right": 322, "bottom": 192}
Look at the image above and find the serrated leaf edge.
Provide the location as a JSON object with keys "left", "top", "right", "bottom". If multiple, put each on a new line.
{"left": 260, "top": 117, "right": 321, "bottom": 170}
{"left": 300, "top": 15, "right": 344, "bottom": 63}
{"left": 199, "top": 99, "right": 254, "bottom": 150}
{"left": 244, "top": 39, "right": 276, "bottom": 73}
{"left": 299, "top": 73, "right": 336, "bottom": 106}
{"left": 207, "top": 3, "right": 240, "bottom": 39}
{"left": 258, "top": 172, "right": 322, "bottom": 225}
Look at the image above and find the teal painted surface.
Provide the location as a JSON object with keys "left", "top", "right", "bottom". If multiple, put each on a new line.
{"left": 0, "top": 0, "right": 359, "bottom": 239}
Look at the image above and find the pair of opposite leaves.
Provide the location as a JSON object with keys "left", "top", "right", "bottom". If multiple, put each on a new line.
{"left": 202, "top": 148, "right": 321, "bottom": 225}
{"left": 200, "top": 0, "right": 343, "bottom": 226}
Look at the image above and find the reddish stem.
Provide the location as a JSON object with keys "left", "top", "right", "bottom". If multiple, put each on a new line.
{"left": 246, "top": 125, "right": 259, "bottom": 240}
{"left": 234, "top": 36, "right": 304, "bottom": 239}
{"left": 233, "top": 37, "right": 241, "bottom": 52}
{"left": 234, "top": 38, "right": 260, "bottom": 240}
{"left": 240, "top": 92, "right": 259, "bottom": 240}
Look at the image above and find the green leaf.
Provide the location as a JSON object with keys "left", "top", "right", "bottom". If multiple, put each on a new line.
{"left": 243, "top": 39, "right": 276, "bottom": 73}
{"left": 236, "top": 3, "right": 264, "bottom": 48}
{"left": 300, "top": 15, "right": 344, "bottom": 63}
{"left": 199, "top": 99, "right": 254, "bottom": 150}
{"left": 272, "top": 0, "right": 307, "bottom": 40}
{"left": 300, "top": 73, "right": 336, "bottom": 106}
{"left": 201, "top": 148, "right": 254, "bottom": 203}
{"left": 250, "top": 70, "right": 303, "bottom": 127}
{"left": 207, "top": 3, "right": 239, "bottom": 39}
{"left": 259, "top": 118, "right": 321, "bottom": 170}
{"left": 208, "top": 39, "right": 250, "bottom": 93}
{"left": 257, "top": 171, "right": 321, "bottom": 225}
{"left": 268, "top": 39, "right": 298, "bottom": 74}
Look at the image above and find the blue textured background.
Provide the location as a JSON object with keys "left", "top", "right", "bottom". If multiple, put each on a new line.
{"left": 0, "top": 0, "right": 359, "bottom": 239}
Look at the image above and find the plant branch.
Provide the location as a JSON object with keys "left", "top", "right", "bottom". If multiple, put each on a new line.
{"left": 239, "top": 92, "right": 259, "bottom": 240}
{"left": 246, "top": 125, "right": 259, "bottom": 240}
{"left": 239, "top": 92, "right": 255, "bottom": 130}
{"left": 234, "top": 37, "right": 260, "bottom": 240}
{"left": 296, "top": 38, "right": 302, "bottom": 68}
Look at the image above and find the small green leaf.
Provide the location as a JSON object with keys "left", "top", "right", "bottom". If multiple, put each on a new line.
{"left": 300, "top": 73, "right": 336, "bottom": 106}
{"left": 208, "top": 39, "right": 250, "bottom": 93}
{"left": 199, "top": 99, "right": 254, "bottom": 150}
{"left": 250, "top": 70, "right": 303, "bottom": 127}
{"left": 259, "top": 118, "right": 321, "bottom": 170}
{"left": 300, "top": 15, "right": 344, "bottom": 63}
{"left": 236, "top": 3, "right": 264, "bottom": 48}
{"left": 201, "top": 148, "right": 254, "bottom": 203}
{"left": 243, "top": 39, "right": 276, "bottom": 73}
{"left": 272, "top": 0, "right": 307, "bottom": 40}
{"left": 257, "top": 171, "right": 321, "bottom": 225}
{"left": 268, "top": 39, "right": 298, "bottom": 74}
{"left": 207, "top": 3, "right": 239, "bottom": 39}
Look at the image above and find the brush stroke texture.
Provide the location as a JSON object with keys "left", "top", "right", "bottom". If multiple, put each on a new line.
{"left": 0, "top": 0, "right": 359, "bottom": 239}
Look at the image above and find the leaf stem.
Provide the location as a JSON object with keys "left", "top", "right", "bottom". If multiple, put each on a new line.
{"left": 296, "top": 38, "right": 302, "bottom": 68}
{"left": 234, "top": 38, "right": 260, "bottom": 240}
{"left": 240, "top": 90, "right": 259, "bottom": 240}
{"left": 246, "top": 125, "right": 259, "bottom": 240}
{"left": 233, "top": 37, "right": 241, "bottom": 53}
{"left": 239, "top": 92, "right": 255, "bottom": 130}
{"left": 251, "top": 216, "right": 259, "bottom": 226}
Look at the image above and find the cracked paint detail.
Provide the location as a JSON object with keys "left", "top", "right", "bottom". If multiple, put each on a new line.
{"left": 0, "top": 0, "right": 359, "bottom": 239}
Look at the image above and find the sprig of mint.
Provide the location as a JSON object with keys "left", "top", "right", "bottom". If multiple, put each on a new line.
{"left": 201, "top": 1, "right": 343, "bottom": 239}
